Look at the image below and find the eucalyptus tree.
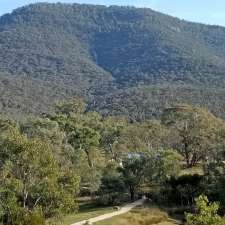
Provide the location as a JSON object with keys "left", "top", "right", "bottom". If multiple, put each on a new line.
{"left": 0, "top": 127, "right": 79, "bottom": 224}
{"left": 119, "top": 155, "right": 148, "bottom": 201}
{"left": 52, "top": 98, "right": 105, "bottom": 195}
{"left": 162, "top": 105, "right": 225, "bottom": 167}
{"left": 100, "top": 116, "right": 127, "bottom": 161}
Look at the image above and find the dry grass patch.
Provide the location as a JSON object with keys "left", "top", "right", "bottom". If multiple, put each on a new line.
{"left": 125, "top": 207, "right": 168, "bottom": 225}
{"left": 95, "top": 205, "right": 172, "bottom": 225}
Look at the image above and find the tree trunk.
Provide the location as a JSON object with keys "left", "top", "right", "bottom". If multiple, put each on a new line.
{"left": 190, "top": 153, "right": 198, "bottom": 167}
{"left": 22, "top": 176, "right": 28, "bottom": 209}
{"left": 109, "top": 144, "right": 116, "bottom": 161}
{"left": 5, "top": 209, "right": 12, "bottom": 225}
{"left": 85, "top": 149, "right": 93, "bottom": 168}
{"left": 183, "top": 138, "right": 191, "bottom": 168}
{"left": 129, "top": 186, "right": 135, "bottom": 202}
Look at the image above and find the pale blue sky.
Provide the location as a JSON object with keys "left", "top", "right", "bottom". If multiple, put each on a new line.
{"left": 1, "top": 0, "right": 225, "bottom": 26}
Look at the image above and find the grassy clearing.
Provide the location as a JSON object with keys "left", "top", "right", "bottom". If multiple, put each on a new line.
{"left": 47, "top": 206, "right": 114, "bottom": 225}
{"left": 180, "top": 164, "right": 204, "bottom": 176}
{"left": 47, "top": 197, "right": 182, "bottom": 225}
{"left": 94, "top": 204, "right": 181, "bottom": 225}
{"left": 47, "top": 198, "right": 115, "bottom": 225}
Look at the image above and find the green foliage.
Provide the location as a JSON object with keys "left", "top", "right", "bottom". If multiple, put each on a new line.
{"left": 163, "top": 174, "right": 204, "bottom": 206}
{"left": 1, "top": 97, "right": 225, "bottom": 223}
{"left": 56, "top": 98, "right": 87, "bottom": 116}
{"left": 94, "top": 85, "right": 225, "bottom": 121}
{"left": 51, "top": 99, "right": 105, "bottom": 197}
{"left": 156, "top": 149, "right": 183, "bottom": 180}
{"left": 120, "top": 156, "right": 147, "bottom": 201}
{"left": 0, "top": 124, "right": 79, "bottom": 224}
{"left": 9, "top": 208, "right": 45, "bottom": 225}
{"left": 121, "top": 120, "right": 168, "bottom": 153}
{"left": 98, "top": 163, "right": 126, "bottom": 205}
{"left": 162, "top": 105, "right": 224, "bottom": 167}
{"left": 204, "top": 162, "right": 225, "bottom": 209}
{"left": 100, "top": 116, "right": 127, "bottom": 161}
{"left": 186, "top": 195, "right": 225, "bottom": 225}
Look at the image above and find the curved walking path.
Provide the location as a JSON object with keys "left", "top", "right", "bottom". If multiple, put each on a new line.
{"left": 71, "top": 198, "right": 145, "bottom": 225}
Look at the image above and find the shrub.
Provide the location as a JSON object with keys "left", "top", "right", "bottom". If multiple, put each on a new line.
{"left": 186, "top": 195, "right": 225, "bottom": 225}
{"left": 8, "top": 208, "right": 45, "bottom": 225}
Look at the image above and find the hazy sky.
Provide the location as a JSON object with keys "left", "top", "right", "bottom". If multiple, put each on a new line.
{"left": 1, "top": 0, "right": 225, "bottom": 26}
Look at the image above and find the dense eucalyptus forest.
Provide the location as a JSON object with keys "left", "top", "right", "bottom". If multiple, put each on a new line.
{"left": 1, "top": 3, "right": 225, "bottom": 119}
{"left": 0, "top": 98, "right": 225, "bottom": 225}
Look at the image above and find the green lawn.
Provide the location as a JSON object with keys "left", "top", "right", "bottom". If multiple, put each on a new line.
{"left": 47, "top": 199, "right": 115, "bottom": 225}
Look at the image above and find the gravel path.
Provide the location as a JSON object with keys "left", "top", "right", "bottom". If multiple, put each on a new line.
{"left": 70, "top": 199, "right": 145, "bottom": 225}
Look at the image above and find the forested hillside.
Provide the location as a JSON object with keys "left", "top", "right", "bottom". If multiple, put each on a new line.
{"left": 1, "top": 3, "right": 225, "bottom": 118}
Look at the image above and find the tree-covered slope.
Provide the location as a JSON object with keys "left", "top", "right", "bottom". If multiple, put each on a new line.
{"left": 0, "top": 3, "right": 225, "bottom": 118}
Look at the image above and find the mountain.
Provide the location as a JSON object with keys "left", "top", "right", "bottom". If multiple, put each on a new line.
{"left": 0, "top": 3, "right": 225, "bottom": 119}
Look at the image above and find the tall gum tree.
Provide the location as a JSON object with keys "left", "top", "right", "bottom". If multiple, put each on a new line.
{"left": 162, "top": 105, "right": 225, "bottom": 167}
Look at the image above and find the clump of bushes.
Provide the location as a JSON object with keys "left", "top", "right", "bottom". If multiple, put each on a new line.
{"left": 4, "top": 208, "right": 45, "bottom": 225}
